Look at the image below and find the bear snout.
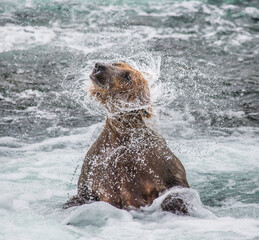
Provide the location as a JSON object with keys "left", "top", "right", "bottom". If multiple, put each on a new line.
{"left": 94, "top": 62, "right": 107, "bottom": 73}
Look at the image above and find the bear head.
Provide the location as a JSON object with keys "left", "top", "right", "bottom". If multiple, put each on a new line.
{"left": 89, "top": 62, "right": 152, "bottom": 118}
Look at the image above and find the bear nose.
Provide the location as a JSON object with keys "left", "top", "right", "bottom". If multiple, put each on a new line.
{"left": 94, "top": 62, "right": 106, "bottom": 73}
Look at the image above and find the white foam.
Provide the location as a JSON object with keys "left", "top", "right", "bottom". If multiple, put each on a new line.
{"left": 0, "top": 25, "right": 56, "bottom": 52}
{"left": 140, "top": 187, "right": 215, "bottom": 218}
{"left": 59, "top": 200, "right": 259, "bottom": 240}
{"left": 169, "top": 135, "right": 259, "bottom": 173}
{"left": 63, "top": 202, "right": 132, "bottom": 226}
{"left": 244, "top": 7, "right": 259, "bottom": 18}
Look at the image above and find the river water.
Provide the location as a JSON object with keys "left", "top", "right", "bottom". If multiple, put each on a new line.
{"left": 0, "top": 0, "right": 259, "bottom": 239}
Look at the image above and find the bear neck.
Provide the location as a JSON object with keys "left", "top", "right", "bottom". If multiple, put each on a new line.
{"left": 105, "top": 110, "right": 152, "bottom": 137}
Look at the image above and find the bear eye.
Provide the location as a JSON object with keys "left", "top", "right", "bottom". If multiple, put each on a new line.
{"left": 123, "top": 72, "right": 131, "bottom": 81}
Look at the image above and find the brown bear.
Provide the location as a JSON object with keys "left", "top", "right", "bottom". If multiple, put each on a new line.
{"left": 65, "top": 62, "right": 190, "bottom": 214}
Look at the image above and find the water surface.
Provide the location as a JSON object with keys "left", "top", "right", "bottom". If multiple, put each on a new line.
{"left": 0, "top": 0, "right": 259, "bottom": 239}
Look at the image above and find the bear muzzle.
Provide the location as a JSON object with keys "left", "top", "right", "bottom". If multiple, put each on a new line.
{"left": 90, "top": 62, "right": 111, "bottom": 89}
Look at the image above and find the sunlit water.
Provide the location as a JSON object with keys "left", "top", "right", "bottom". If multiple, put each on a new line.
{"left": 0, "top": 0, "right": 259, "bottom": 239}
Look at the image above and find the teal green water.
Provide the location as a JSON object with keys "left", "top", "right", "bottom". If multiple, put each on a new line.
{"left": 0, "top": 0, "right": 259, "bottom": 239}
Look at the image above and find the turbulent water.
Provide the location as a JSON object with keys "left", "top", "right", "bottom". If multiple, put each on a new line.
{"left": 0, "top": 0, "right": 259, "bottom": 239}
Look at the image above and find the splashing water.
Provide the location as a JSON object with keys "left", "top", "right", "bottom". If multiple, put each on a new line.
{"left": 62, "top": 52, "right": 162, "bottom": 117}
